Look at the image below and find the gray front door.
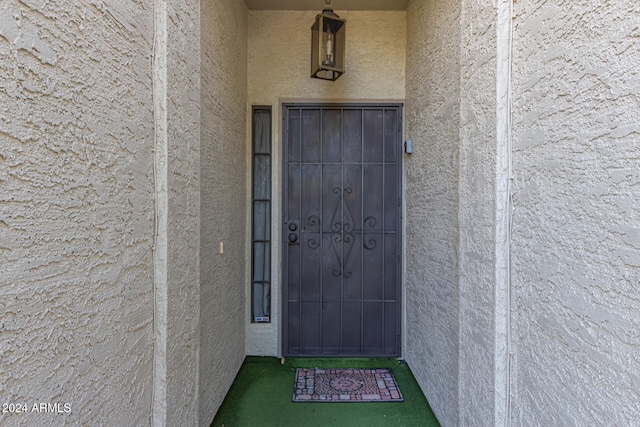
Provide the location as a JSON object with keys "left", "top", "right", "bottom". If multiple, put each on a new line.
{"left": 283, "top": 104, "right": 402, "bottom": 357}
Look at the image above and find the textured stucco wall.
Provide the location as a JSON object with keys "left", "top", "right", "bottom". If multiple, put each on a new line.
{"left": 510, "top": 1, "right": 640, "bottom": 424}
{"left": 2, "top": 0, "right": 206, "bottom": 425}
{"left": 458, "top": 1, "right": 504, "bottom": 425}
{"left": 398, "top": 0, "right": 639, "bottom": 425}
{"left": 199, "top": 0, "right": 248, "bottom": 424}
{"left": 404, "top": 2, "right": 460, "bottom": 425}
{"left": 246, "top": 10, "right": 406, "bottom": 356}
{"left": 405, "top": 1, "right": 512, "bottom": 425}
{"left": 163, "top": 0, "right": 201, "bottom": 425}
{"left": 0, "top": 1, "right": 155, "bottom": 425}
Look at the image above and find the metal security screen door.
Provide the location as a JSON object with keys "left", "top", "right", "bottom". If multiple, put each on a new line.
{"left": 283, "top": 104, "right": 402, "bottom": 357}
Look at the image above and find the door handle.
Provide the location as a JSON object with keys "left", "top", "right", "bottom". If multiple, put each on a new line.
{"left": 288, "top": 232, "right": 298, "bottom": 243}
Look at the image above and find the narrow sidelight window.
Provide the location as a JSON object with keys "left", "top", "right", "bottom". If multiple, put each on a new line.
{"left": 251, "top": 107, "right": 272, "bottom": 323}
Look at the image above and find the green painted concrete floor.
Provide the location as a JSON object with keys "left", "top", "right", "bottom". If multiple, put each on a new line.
{"left": 211, "top": 357, "right": 440, "bottom": 427}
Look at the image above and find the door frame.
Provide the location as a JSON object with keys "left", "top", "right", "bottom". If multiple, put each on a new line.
{"left": 280, "top": 102, "right": 404, "bottom": 357}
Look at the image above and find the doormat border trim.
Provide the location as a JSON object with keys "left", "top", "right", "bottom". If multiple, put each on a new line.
{"left": 292, "top": 367, "right": 404, "bottom": 403}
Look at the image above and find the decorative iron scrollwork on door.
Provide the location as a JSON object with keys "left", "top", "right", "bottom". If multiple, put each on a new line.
{"left": 307, "top": 215, "right": 320, "bottom": 231}
{"left": 363, "top": 216, "right": 378, "bottom": 250}
{"left": 306, "top": 215, "right": 321, "bottom": 248}
{"left": 330, "top": 186, "right": 356, "bottom": 277}
{"left": 307, "top": 238, "right": 321, "bottom": 249}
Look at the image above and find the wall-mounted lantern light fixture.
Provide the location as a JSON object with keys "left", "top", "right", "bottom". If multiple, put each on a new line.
{"left": 311, "top": 0, "right": 346, "bottom": 81}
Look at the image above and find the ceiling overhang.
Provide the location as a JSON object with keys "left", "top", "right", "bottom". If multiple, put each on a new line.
{"left": 245, "top": 0, "right": 408, "bottom": 11}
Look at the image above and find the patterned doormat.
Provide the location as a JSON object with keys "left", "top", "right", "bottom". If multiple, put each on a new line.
{"left": 292, "top": 368, "right": 404, "bottom": 402}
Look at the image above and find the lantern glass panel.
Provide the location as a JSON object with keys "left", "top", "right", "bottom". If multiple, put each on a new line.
{"left": 311, "top": 19, "right": 320, "bottom": 74}
{"left": 332, "top": 19, "right": 345, "bottom": 70}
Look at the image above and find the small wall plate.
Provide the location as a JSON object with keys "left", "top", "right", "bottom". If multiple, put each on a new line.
{"left": 404, "top": 139, "right": 413, "bottom": 154}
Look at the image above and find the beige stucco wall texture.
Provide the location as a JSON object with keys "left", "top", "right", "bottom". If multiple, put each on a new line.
{"left": 1, "top": 0, "right": 155, "bottom": 426}
{"left": 246, "top": 10, "right": 406, "bottom": 356}
{"left": 162, "top": 0, "right": 202, "bottom": 425}
{"left": 458, "top": 1, "right": 506, "bottom": 425}
{"left": 510, "top": 1, "right": 640, "bottom": 425}
{"left": 199, "top": 0, "right": 248, "bottom": 424}
{"left": 3, "top": 1, "right": 638, "bottom": 425}
{"left": 405, "top": 0, "right": 640, "bottom": 426}
{"left": 404, "top": 1, "right": 461, "bottom": 426}
{"left": 1, "top": 0, "right": 229, "bottom": 425}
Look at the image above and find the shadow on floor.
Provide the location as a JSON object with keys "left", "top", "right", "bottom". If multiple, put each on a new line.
{"left": 211, "top": 356, "right": 440, "bottom": 427}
